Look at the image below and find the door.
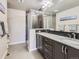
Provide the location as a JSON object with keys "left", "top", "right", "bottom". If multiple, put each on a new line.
{"left": 67, "top": 47, "right": 79, "bottom": 59}
{"left": 0, "top": 35, "right": 8, "bottom": 59}
{"left": 54, "top": 42, "right": 65, "bottom": 59}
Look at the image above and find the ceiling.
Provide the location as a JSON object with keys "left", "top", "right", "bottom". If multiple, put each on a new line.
{"left": 7, "top": 0, "right": 42, "bottom": 10}
{"left": 7, "top": 0, "right": 79, "bottom": 14}
{"left": 44, "top": 0, "right": 79, "bottom": 14}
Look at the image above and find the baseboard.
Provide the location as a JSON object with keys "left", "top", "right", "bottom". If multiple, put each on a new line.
{"left": 29, "top": 48, "right": 37, "bottom": 52}
{"left": 9, "top": 41, "right": 26, "bottom": 45}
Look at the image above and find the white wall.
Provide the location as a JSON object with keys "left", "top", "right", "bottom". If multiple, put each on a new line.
{"left": 8, "top": 9, "right": 26, "bottom": 45}
{"left": 28, "top": 29, "right": 36, "bottom": 51}
{"left": 56, "top": 6, "right": 79, "bottom": 31}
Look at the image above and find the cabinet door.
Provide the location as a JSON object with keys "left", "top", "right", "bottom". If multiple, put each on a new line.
{"left": 38, "top": 36, "right": 43, "bottom": 52}
{"left": 67, "top": 47, "right": 79, "bottom": 59}
{"left": 54, "top": 42, "right": 65, "bottom": 59}
{"left": 43, "top": 39, "right": 54, "bottom": 59}
{"left": 36, "top": 34, "right": 40, "bottom": 49}
{"left": 36, "top": 35, "right": 43, "bottom": 54}
{"left": 36, "top": 35, "right": 42, "bottom": 50}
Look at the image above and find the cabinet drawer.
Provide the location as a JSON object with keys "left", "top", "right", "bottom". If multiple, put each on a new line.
{"left": 44, "top": 53, "right": 50, "bottom": 59}
{"left": 44, "top": 51, "right": 53, "bottom": 59}
{"left": 43, "top": 37, "right": 54, "bottom": 46}
{"left": 43, "top": 42, "right": 53, "bottom": 51}
{"left": 43, "top": 46, "right": 53, "bottom": 55}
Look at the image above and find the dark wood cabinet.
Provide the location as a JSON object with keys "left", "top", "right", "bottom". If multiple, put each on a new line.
{"left": 36, "top": 34, "right": 79, "bottom": 59}
{"left": 54, "top": 42, "right": 79, "bottom": 59}
{"left": 54, "top": 42, "right": 65, "bottom": 59}
{"left": 36, "top": 34, "right": 43, "bottom": 54}
{"left": 43, "top": 37, "right": 54, "bottom": 59}
{"left": 67, "top": 47, "right": 79, "bottom": 59}
{"left": 36, "top": 34, "right": 41, "bottom": 49}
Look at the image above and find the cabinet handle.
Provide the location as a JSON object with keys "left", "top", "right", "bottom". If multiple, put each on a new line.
{"left": 62, "top": 45, "right": 64, "bottom": 53}
{"left": 65, "top": 47, "right": 67, "bottom": 55}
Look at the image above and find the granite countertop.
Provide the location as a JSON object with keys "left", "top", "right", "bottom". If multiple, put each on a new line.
{"left": 30, "top": 28, "right": 54, "bottom": 30}
{"left": 37, "top": 32, "right": 79, "bottom": 50}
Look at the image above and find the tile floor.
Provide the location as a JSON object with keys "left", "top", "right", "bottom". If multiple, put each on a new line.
{"left": 5, "top": 43, "right": 43, "bottom": 59}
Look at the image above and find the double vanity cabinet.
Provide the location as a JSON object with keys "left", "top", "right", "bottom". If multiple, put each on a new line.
{"left": 36, "top": 33, "right": 79, "bottom": 59}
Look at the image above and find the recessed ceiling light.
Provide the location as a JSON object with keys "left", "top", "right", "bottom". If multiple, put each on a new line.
{"left": 54, "top": 10, "right": 59, "bottom": 12}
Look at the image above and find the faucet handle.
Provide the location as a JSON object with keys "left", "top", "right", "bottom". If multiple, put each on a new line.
{"left": 72, "top": 32, "right": 76, "bottom": 39}
{"left": 67, "top": 34, "right": 71, "bottom": 38}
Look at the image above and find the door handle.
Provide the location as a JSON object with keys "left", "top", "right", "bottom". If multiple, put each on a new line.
{"left": 62, "top": 45, "right": 64, "bottom": 53}
{"left": 65, "top": 47, "right": 67, "bottom": 55}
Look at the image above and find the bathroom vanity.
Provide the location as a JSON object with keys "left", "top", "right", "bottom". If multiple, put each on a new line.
{"left": 36, "top": 31, "right": 79, "bottom": 59}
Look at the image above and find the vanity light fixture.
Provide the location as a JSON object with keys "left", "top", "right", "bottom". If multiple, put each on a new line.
{"left": 41, "top": 0, "right": 54, "bottom": 8}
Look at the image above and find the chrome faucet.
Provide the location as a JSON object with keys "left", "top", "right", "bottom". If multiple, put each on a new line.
{"left": 67, "top": 34, "right": 71, "bottom": 38}
{"left": 72, "top": 33, "right": 76, "bottom": 39}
